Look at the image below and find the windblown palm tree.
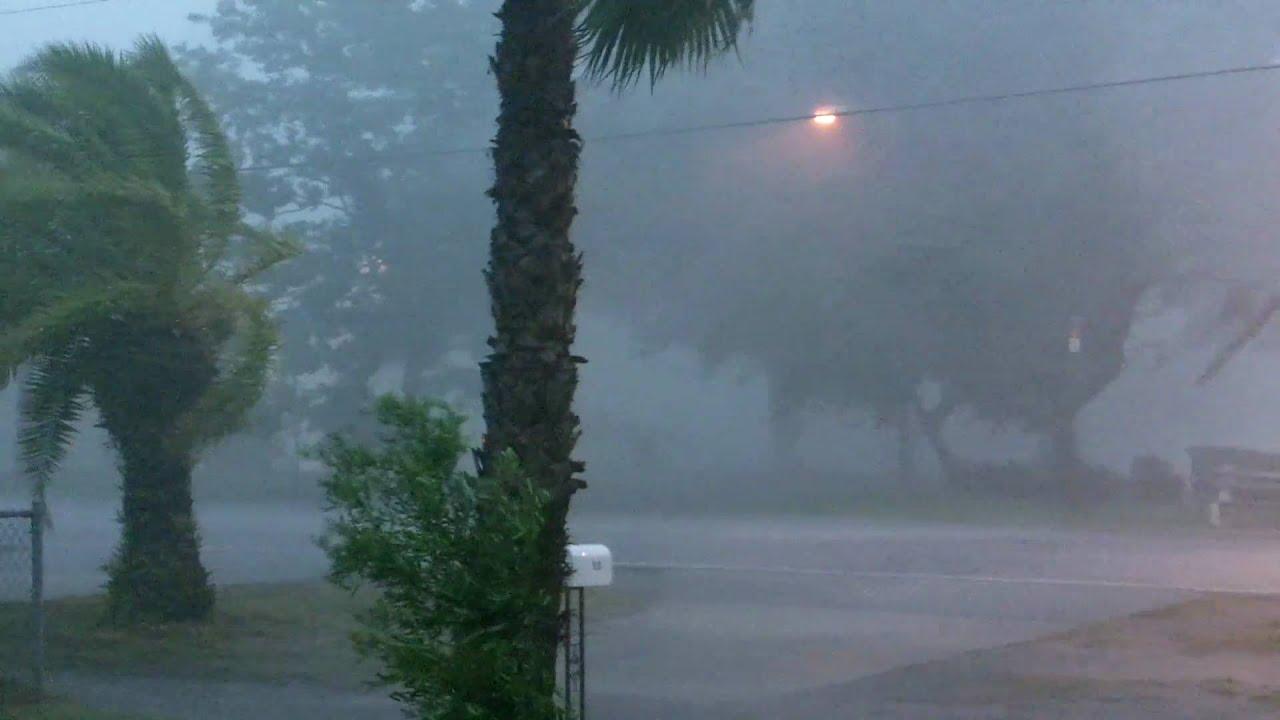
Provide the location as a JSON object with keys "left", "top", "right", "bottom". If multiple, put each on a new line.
{"left": 0, "top": 38, "right": 294, "bottom": 623}
{"left": 478, "top": 0, "right": 754, "bottom": 674}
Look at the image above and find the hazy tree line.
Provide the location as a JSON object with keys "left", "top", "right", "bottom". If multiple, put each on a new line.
{"left": 169, "top": 0, "right": 1271, "bottom": 505}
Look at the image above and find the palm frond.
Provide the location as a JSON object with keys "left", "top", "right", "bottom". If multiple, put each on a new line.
{"left": 130, "top": 36, "right": 241, "bottom": 257}
{"left": 19, "top": 348, "right": 87, "bottom": 492}
{"left": 226, "top": 223, "right": 301, "bottom": 286}
{"left": 18, "top": 43, "right": 183, "bottom": 178}
{"left": 1, "top": 171, "right": 184, "bottom": 222}
{"left": 0, "top": 172, "right": 193, "bottom": 292}
{"left": 175, "top": 295, "right": 279, "bottom": 449}
{"left": 17, "top": 41, "right": 120, "bottom": 80}
{"left": 0, "top": 282, "right": 150, "bottom": 373}
{"left": 0, "top": 101, "right": 91, "bottom": 171}
{"left": 1198, "top": 294, "right": 1280, "bottom": 385}
{"left": 578, "top": 0, "right": 754, "bottom": 90}
{"left": 1, "top": 36, "right": 292, "bottom": 476}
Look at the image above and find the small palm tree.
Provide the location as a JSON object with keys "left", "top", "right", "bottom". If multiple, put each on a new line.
{"left": 0, "top": 38, "right": 294, "bottom": 623}
{"left": 479, "top": 0, "right": 754, "bottom": 674}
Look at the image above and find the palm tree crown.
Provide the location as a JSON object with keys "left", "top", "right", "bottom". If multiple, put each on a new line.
{"left": 0, "top": 37, "right": 294, "bottom": 491}
{"left": 578, "top": 0, "right": 754, "bottom": 89}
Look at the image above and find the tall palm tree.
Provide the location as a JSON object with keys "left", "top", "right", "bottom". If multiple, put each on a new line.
{"left": 478, "top": 0, "right": 754, "bottom": 668}
{"left": 0, "top": 38, "right": 294, "bottom": 623}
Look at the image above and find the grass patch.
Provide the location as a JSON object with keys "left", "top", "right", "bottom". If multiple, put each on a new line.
{"left": 771, "top": 492, "right": 1202, "bottom": 533}
{"left": 0, "top": 679, "right": 151, "bottom": 720}
{"left": 0, "top": 582, "right": 374, "bottom": 690}
{"left": 0, "top": 580, "right": 646, "bottom": 691}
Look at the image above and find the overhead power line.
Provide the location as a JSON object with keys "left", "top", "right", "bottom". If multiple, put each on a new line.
{"left": 3, "top": 0, "right": 1277, "bottom": 173}
{"left": 0, "top": 0, "right": 110, "bottom": 16}
{"left": 235, "top": 59, "right": 1280, "bottom": 173}
{"left": 600, "top": 61, "right": 1280, "bottom": 139}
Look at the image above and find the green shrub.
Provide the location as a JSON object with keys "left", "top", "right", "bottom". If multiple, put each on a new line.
{"left": 317, "top": 396, "right": 566, "bottom": 720}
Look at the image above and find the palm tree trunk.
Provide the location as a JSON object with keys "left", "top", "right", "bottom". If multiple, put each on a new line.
{"left": 481, "top": 0, "right": 585, "bottom": 689}
{"left": 90, "top": 319, "right": 216, "bottom": 624}
{"left": 105, "top": 426, "right": 213, "bottom": 624}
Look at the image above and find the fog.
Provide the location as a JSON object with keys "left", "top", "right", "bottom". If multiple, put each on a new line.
{"left": 12, "top": 3, "right": 1280, "bottom": 718}
{"left": 4, "top": 0, "right": 1280, "bottom": 511}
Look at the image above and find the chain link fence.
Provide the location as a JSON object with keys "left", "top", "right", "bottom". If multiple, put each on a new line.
{"left": 0, "top": 507, "right": 43, "bottom": 695}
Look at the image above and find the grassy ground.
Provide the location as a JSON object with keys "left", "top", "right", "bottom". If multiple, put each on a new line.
{"left": 0, "top": 580, "right": 647, "bottom": 691}
{"left": 2, "top": 582, "right": 373, "bottom": 690}
{"left": 582, "top": 470, "right": 1207, "bottom": 532}
{"left": 0, "top": 679, "right": 151, "bottom": 720}
{"left": 718, "top": 491, "right": 1206, "bottom": 533}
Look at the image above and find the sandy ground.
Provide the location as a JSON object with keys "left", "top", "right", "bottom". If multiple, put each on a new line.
{"left": 728, "top": 593, "right": 1280, "bottom": 720}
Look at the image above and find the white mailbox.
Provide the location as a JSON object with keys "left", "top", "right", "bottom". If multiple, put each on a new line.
{"left": 566, "top": 544, "right": 612, "bottom": 588}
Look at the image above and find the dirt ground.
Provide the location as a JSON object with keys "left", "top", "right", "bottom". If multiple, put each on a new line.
{"left": 733, "top": 593, "right": 1280, "bottom": 720}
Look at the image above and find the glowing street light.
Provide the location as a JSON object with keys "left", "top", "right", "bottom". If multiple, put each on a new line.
{"left": 811, "top": 110, "right": 839, "bottom": 127}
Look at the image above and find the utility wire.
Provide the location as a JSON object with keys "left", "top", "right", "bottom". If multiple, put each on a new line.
{"left": 235, "top": 59, "right": 1280, "bottom": 173}
{"left": 0, "top": 0, "right": 110, "bottom": 16}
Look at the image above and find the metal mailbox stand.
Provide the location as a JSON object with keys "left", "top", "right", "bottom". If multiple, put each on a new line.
{"left": 563, "top": 544, "right": 612, "bottom": 720}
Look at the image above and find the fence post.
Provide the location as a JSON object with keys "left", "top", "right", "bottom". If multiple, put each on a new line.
{"left": 29, "top": 498, "right": 45, "bottom": 694}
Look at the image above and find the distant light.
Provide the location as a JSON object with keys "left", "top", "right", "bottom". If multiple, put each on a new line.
{"left": 812, "top": 111, "right": 839, "bottom": 127}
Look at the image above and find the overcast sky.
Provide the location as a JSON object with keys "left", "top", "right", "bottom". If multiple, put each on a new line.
{"left": 1, "top": 0, "right": 212, "bottom": 70}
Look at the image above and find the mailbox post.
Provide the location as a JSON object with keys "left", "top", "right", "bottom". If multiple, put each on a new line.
{"left": 564, "top": 544, "right": 612, "bottom": 719}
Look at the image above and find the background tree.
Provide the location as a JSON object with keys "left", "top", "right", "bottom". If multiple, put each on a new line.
{"left": 632, "top": 57, "right": 1165, "bottom": 499}
{"left": 180, "top": 1, "right": 498, "bottom": 443}
{"left": 0, "top": 39, "right": 293, "bottom": 623}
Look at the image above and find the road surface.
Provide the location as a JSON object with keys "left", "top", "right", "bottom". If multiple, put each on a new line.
{"left": 7, "top": 499, "right": 1280, "bottom": 718}
{"left": 573, "top": 514, "right": 1280, "bottom": 717}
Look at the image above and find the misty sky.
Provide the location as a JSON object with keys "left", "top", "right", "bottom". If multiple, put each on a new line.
{"left": 0, "top": 0, "right": 212, "bottom": 67}
{"left": 8, "top": 0, "right": 1280, "bottom": 502}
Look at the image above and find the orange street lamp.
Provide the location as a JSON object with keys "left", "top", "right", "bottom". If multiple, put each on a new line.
{"left": 812, "top": 110, "right": 839, "bottom": 127}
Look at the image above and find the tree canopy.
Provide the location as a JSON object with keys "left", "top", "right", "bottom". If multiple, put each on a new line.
{"left": 180, "top": 1, "right": 498, "bottom": 439}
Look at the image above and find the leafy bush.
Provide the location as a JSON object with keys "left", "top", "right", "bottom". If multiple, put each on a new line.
{"left": 317, "top": 396, "right": 566, "bottom": 720}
